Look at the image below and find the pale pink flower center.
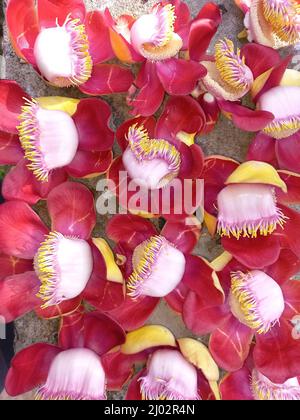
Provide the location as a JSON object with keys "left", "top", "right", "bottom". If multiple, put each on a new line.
{"left": 230, "top": 270, "right": 285, "bottom": 334}
{"left": 128, "top": 235, "right": 186, "bottom": 298}
{"left": 18, "top": 99, "right": 79, "bottom": 182}
{"left": 35, "top": 232, "right": 93, "bottom": 308}
{"left": 36, "top": 349, "right": 106, "bottom": 400}
{"left": 217, "top": 183, "right": 286, "bottom": 239}
{"left": 251, "top": 369, "right": 300, "bottom": 400}
{"left": 140, "top": 349, "right": 200, "bottom": 400}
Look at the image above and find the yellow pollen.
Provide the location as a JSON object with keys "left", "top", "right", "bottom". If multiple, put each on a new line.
{"left": 156, "top": 4, "right": 177, "bottom": 47}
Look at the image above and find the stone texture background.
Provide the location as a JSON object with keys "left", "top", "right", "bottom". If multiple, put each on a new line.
{"left": 0, "top": 0, "right": 293, "bottom": 400}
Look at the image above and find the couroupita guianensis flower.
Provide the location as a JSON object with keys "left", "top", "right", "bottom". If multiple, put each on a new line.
{"left": 102, "top": 213, "right": 203, "bottom": 331}
{"left": 108, "top": 101, "right": 205, "bottom": 220}
{"left": 6, "top": 0, "right": 134, "bottom": 94}
{"left": 235, "top": 0, "right": 300, "bottom": 49}
{"left": 220, "top": 350, "right": 300, "bottom": 400}
{"left": 106, "top": 1, "right": 221, "bottom": 116}
{"left": 183, "top": 249, "right": 300, "bottom": 379}
{"left": 0, "top": 80, "right": 114, "bottom": 204}
{"left": 109, "top": 325, "right": 220, "bottom": 400}
{"left": 202, "top": 156, "right": 300, "bottom": 268}
{"left": 5, "top": 308, "right": 130, "bottom": 400}
{"left": 0, "top": 182, "right": 125, "bottom": 322}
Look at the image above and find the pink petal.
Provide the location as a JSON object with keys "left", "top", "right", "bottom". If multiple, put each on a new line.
{"left": 35, "top": 296, "right": 82, "bottom": 319}
{"left": 0, "top": 201, "right": 48, "bottom": 259}
{"left": 246, "top": 132, "right": 278, "bottom": 167}
{"left": 0, "top": 80, "right": 30, "bottom": 134}
{"left": 66, "top": 150, "right": 112, "bottom": 178}
{"left": 47, "top": 181, "right": 96, "bottom": 239}
{"left": 277, "top": 169, "right": 300, "bottom": 204}
{"left": 275, "top": 132, "right": 300, "bottom": 173}
{"left": 0, "top": 254, "right": 32, "bottom": 281}
{"left": 125, "top": 369, "right": 145, "bottom": 400}
{"left": 241, "top": 43, "right": 281, "bottom": 79}
{"left": 85, "top": 11, "right": 114, "bottom": 64}
{"left": 0, "top": 131, "right": 23, "bottom": 164}
{"left": 282, "top": 280, "right": 300, "bottom": 320}
{"left": 189, "top": 15, "right": 220, "bottom": 61}
{"left": 220, "top": 368, "right": 254, "bottom": 400}
{"left": 280, "top": 205, "right": 300, "bottom": 259}
{"left": 164, "top": 281, "right": 189, "bottom": 313}
{"left": 73, "top": 98, "right": 114, "bottom": 151}
{"left": 37, "top": 0, "right": 86, "bottom": 28}
{"left": 161, "top": 218, "right": 201, "bottom": 253}
{"left": 103, "top": 351, "right": 138, "bottom": 391}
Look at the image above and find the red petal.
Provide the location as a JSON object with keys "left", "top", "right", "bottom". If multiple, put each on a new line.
{"left": 172, "top": 0, "right": 191, "bottom": 48}
{"left": 102, "top": 351, "right": 136, "bottom": 391}
{"left": 35, "top": 296, "right": 82, "bottom": 319}
{"left": 218, "top": 100, "right": 274, "bottom": 132}
{"left": 183, "top": 291, "right": 229, "bottom": 335}
{"left": 0, "top": 201, "right": 48, "bottom": 259}
{"left": 164, "top": 281, "right": 189, "bottom": 313}
{"left": 127, "top": 61, "right": 165, "bottom": 116}
{"left": 73, "top": 98, "right": 114, "bottom": 151}
{"left": 220, "top": 368, "right": 254, "bottom": 400}
{"left": 156, "top": 59, "right": 207, "bottom": 95}
{"left": 37, "top": 0, "right": 86, "bottom": 27}
{"left": 275, "top": 132, "right": 300, "bottom": 173}
{"left": 0, "top": 80, "right": 30, "bottom": 134}
{"left": 246, "top": 133, "right": 278, "bottom": 167}
{"left": 106, "top": 214, "right": 157, "bottom": 249}
{"left": 280, "top": 205, "right": 300, "bottom": 259}
{"left": 66, "top": 149, "right": 112, "bottom": 178}
{"left": 108, "top": 295, "right": 160, "bottom": 331}
{"left": 156, "top": 96, "right": 206, "bottom": 140}
{"left": 182, "top": 255, "right": 224, "bottom": 305}
{"left": 189, "top": 17, "right": 220, "bottom": 62}
{"left": 5, "top": 343, "right": 61, "bottom": 396}
{"left": 116, "top": 116, "right": 156, "bottom": 152}
{"left": 195, "top": 2, "right": 222, "bottom": 22}
{"left": 0, "top": 271, "right": 40, "bottom": 322}
{"left": 0, "top": 131, "right": 23, "bottom": 165}
{"left": 2, "top": 159, "right": 68, "bottom": 205}
{"left": 125, "top": 370, "right": 145, "bottom": 400}
{"left": 241, "top": 43, "right": 281, "bottom": 79}
{"left": 6, "top": 0, "right": 39, "bottom": 65}
{"left": 80, "top": 64, "right": 134, "bottom": 95}
{"left": 253, "top": 319, "right": 300, "bottom": 383}
{"left": 282, "top": 280, "right": 300, "bottom": 319}
{"left": 197, "top": 93, "right": 220, "bottom": 134}
{"left": 222, "top": 235, "right": 281, "bottom": 269}
{"left": 277, "top": 169, "right": 300, "bottom": 204}
{"left": 0, "top": 254, "right": 32, "bottom": 281}
{"left": 83, "top": 275, "right": 125, "bottom": 312}
{"left": 265, "top": 249, "right": 300, "bottom": 286}
{"left": 85, "top": 11, "right": 114, "bottom": 64}
{"left": 58, "top": 306, "right": 85, "bottom": 349}
{"left": 47, "top": 182, "right": 96, "bottom": 239}
{"left": 161, "top": 218, "right": 200, "bottom": 253}
{"left": 209, "top": 315, "right": 253, "bottom": 372}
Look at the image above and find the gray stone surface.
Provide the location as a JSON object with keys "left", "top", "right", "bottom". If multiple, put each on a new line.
{"left": 0, "top": 0, "right": 292, "bottom": 400}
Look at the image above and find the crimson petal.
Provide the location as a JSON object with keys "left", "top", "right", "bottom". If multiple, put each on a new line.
{"left": 0, "top": 81, "right": 30, "bottom": 134}
{"left": 246, "top": 132, "right": 278, "bottom": 167}
{"left": 35, "top": 296, "right": 82, "bottom": 320}
{"left": 189, "top": 17, "right": 220, "bottom": 62}
{"left": 0, "top": 131, "right": 23, "bottom": 165}
{"left": 220, "top": 368, "right": 254, "bottom": 400}
{"left": 125, "top": 369, "right": 145, "bottom": 400}
{"left": 37, "top": 0, "right": 86, "bottom": 27}
{"left": 241, "top": 43, "right": 281, "bottom": 79}
{"left": 66, "top": 150, "right": 112, "bottom": 178}
{"left": 275, "top": 132, "right": 300, "bottom": 173}
{"left": 85, "top": 11, "right": 115, "bottom": 64}
{"left": 116, "top": 116, "right": 156, "bottom": 152}
{"left": 282, "top": 280, "right": 300, "bottom": 320}
{"left": 277, "top": 170, "right": 300, "bottom": 204}
{"left": 0, "top": 254, "right": 32, "bottom": 281}
{"left": 161, "top": 218, "right": 200, "bottom": 253}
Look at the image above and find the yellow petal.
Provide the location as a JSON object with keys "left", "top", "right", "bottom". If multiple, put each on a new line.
{"left": 238, "top": 29, "right": 248, "bottom": 39}
{"left": 177, "top": 338, "right": 219, "bottom": 382}
{"left": 129, "top": 209, "right": 156, "bottom": 218}
{"left": 176, "top": 131, "right": 196, "bottom": 146}
{"left": 280, "top": 69, "right": 300, "bottom": 87}
{"left": 204, "top": 211, "right": 217, "bottom": 236}
{"left": 251, "top": 68, "right": 273, "bottom": 99}
{"left": 225, "top": 161, "right": 287, "bottom": 192}
{"left": 209, "top": 380, "right": 221, "bottom": 401}
{"left": 92, "top": 238, "right": 123, "bottom": 284}
{"left": 121, "top": 325, "right": 176, "bottom": 355}
{"left": 36, "top": 97, "right": 80, "bottom": 116}
{"left": 210, "top": 251, "right": 233, "bottom": 272}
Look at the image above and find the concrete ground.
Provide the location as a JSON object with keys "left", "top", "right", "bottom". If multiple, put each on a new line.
{"left": 0, "top": 0, "right": 290, "bottom": 400}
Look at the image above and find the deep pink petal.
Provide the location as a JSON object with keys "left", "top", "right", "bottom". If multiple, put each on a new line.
{"left": 80, "top": 64, "right": 134, "bottom": 95}
{"left": 265, "top": 248, "right": 300, "bottom": 286}
{"left": 282, "top": 280, "right": 300, "bottom": 320}
{"left": 246, "top": 132, "right": 278, "bottom": 167}
{"left": 0, "top": 254, "right": 33, "bottom": 281}
{"left": 47, "top": 182, "right": 96, "bottom": 239}
{"left": 37, "top": 0, "right": 86, "bottom": 27}
{"left": 164, "top": 281, "right": 189, "bottom": 314}
{"left": 0, "top": 201, "right": 48, "bottom": 259}
{"left": 0, "top": 131, "right": 23, "bottom": 165}
{"left": 253, "top": 319, "right": 300, "bottom": 383}
{"left": 241, "top": 43, "right": 281, "bottom": 79}
{"left": 6, "top": 0, "right": 39, "bottom": 65}
{"left": 106, "top": 214, "right": 157, "bottom": 249}
{"left": 197, "top": 93, "right": 220, "bottom": 134}
{"left": 85, "top": 11, "right": 115, "bottom": 64}
{"left": 189, "top": 16, "right": 220, "bottom": 61}
{"left": 2, "top": 159, "right": 68, "bottom": 205}
{"left": 280, "top": 205, "right": 300, "bottom": 259}
{"left": 83, "top": 275, "right": 125, "bottom": 312}
{"left": 218, "top": 100, "right": 274, "bottom": 132}
{"left": 35, "top": 296, "right": 82, "bottom": 320}
{"left": 116, "top": 116, "right": 156, "bottom": 152}
{"left": 275, "top": 132, "right": 300, "bottom": 173}
{"left": 102, "top": 351, "right": 137, "bottom": 391}
{"left": 0, "top": 80, "right": 30, "bottom": 134}
{"left": 209, "top": 315, "right": 253, "bottom": 372}
{"left": 125, "top": 369, "right": 145, "bottom": 400}
{"left": 127, "top": 61, "right": 165, "bottom": 116}
{"left": 222, "top": 235, "right": 281, "bottom": 269}
{"left": 220, "top": 368, "right": 254, "bottom": 400}
{"left": 66, "top": 150, "right": 112, "bottom": 178}
{"left": 161, "top": 218, "right": 200, "bottom": 253}
{"left": 73, "top": 98, "right": 114, "bottom": 151}
{"left": 277, "top": 170, "right": 300, "bottom": 204}
{"left": 156, "top": 59, "right": 207, "bottom": 95}
{"left": 5, "top": 343, "right": 61, "bottom": 396}
{"left": 0, "top": 271, "right": 40, "bottom": 322}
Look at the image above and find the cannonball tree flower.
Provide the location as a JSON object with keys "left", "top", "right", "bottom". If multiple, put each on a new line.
{"left": 5, "top": 309, "right": 129, "bottom": 400}
{"left": 108, "top": 99, "right": 205, "bottom": 220}
{"left": 220, "top": 350, "right": 300, "bottom": 400}
{"left": 235, "top": 0, "right": 300, "bottom": 49}
{"left": 0, "top": 182, "right": 125, "bottom": 322}
{"left": 106, "top": 1, "right": 221, "bottom": 116}
{"left": 6, "top": 0, "right": 134, "bottom": 94}
{"left": 0, "top": 80, "right": 114, "bottom": 204}
{"left": 103, "top": 214, "right": 203, "bottom": 331}
{"left": 110, "top": 325, "right": 220, "bottom": 400}
{"left": 202, "top": 156, "right": 300, "bottom": 269}
{"left": 183, "top": 249, "right": 300, "bottom": 378}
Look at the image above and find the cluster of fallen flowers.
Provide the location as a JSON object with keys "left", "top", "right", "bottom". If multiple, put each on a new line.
{"left": 0, "top": 0, "right": 300, "bottom": 401}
